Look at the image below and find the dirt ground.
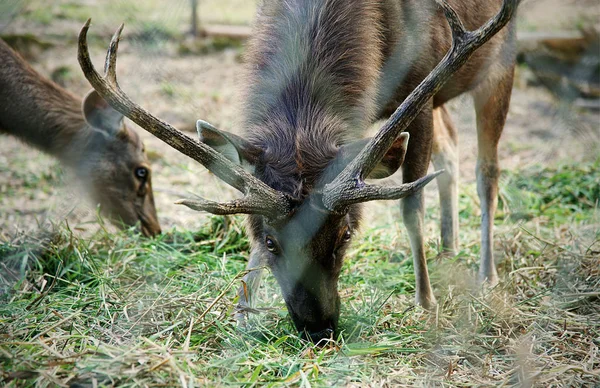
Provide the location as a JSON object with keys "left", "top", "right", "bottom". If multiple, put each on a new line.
{"left": 0, "top": 0, "right": 599, "bottom": 239}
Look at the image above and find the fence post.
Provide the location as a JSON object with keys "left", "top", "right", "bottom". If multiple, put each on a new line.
{"left": 190, "top": 0, "right": 199, "bottom": 37}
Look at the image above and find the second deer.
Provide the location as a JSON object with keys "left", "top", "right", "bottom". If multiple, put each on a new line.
{"left": 0, "top": 39, "right": 161, "bottom": 237}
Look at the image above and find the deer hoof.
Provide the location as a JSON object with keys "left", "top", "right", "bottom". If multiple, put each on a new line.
{"left": 437, "top": 248, "right": 457, "bottom": 259}
{"left": 415, "top": 292, "right": 437, "bottom": 310}
{"left": 478, "top": 269, "right": 499, "bottom": 287}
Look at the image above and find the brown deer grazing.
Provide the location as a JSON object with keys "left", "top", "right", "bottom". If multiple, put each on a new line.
{"left": 0, "top": 39, "right": 161, "bottom": 237}
{"left": 79, "top": 0, "right": 517, "bottom": 342}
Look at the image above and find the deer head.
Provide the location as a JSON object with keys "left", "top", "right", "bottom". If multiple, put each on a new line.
{"left": 77, "top": 0, "right": 517, "bottom": 340}
{"left": 194, "top": 121, "right": 430, "bottom": 339}
{"left": 79, "top": 89, "right": 160, "bottom": 237}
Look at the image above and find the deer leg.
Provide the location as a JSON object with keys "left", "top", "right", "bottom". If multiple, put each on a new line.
{"left": 431, "top": 106, "right": 459, "bottom": 254}
{"left": 472, "top": 68, "right": 514, "bottom": 285}
{"left": 234, "top": 249, "right": 265, "bottom": 325}
{"left": 401, "top": 105, "right": 436, "bottom": 309}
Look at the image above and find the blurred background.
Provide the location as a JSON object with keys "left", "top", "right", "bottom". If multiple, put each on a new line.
{"left": 0, "top": 0, "right": 598, "bottom": 237}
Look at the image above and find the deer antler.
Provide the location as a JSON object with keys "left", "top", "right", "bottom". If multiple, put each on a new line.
{"left": 322, "top": 0, "right": 518, "bottom": 212}
{"left": 77, "top": 19, "right": 292, "bottom": 219}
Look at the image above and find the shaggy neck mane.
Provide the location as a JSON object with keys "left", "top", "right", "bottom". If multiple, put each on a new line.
{"left": 243, "top": 0, "right": 384, "bottom": 198}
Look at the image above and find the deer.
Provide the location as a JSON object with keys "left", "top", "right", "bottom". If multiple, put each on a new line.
{"left": 0, "top": 39, "right": 161, "bottom": 237}
{"left": 78, "top": 0, "right": 517, "bottom": 342}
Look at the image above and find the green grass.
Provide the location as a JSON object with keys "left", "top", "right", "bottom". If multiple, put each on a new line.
{"left": 1, "top": 161, "right": 599, "bottom": 386}
{"left": 499, "top": 159, "right": 600, "bottom": 222}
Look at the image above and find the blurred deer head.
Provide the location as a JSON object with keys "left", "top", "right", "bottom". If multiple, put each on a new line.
{"left": 79, "top": 90, "right": 160, "bottom": 236}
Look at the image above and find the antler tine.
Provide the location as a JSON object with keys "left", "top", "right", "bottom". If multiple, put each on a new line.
{"left": 436, "top": 0, "right": 467, "bottom": 41}
{"left": 329, "top": 170, "right": 445, "bottom": 208}
{"left": 78, "top": 20, "right": 292, "bottom": 218}
{"left": 175, "top": 197, "right": 278, "bottom": 216}
{"left": 323, "top": 0, "right": 518, "bottom": 212}
{"left": 104, "top": 22, "right": 123, "bottom": 85}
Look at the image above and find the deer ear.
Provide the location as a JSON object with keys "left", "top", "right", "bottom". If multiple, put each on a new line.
{"left": 337, "top": 133, "right": 409, "bottom": 179}
{"left": 82, "top": 90, "right": 125, "bottom": 136}
{"left": 196, "top": 120, "right": 262, "bottom": 171}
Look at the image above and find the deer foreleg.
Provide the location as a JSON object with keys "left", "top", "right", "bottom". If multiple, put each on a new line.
{"left": 401, "top": 106, "right": 436, "bottom": 309}
{"left": 472, "top": 66, "right": 514, "bottom": 285}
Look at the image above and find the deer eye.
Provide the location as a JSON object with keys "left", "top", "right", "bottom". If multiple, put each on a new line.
{"left": 342, "top": 228, "right": 352, "bottom": 242}
{"left": 135, "top": 167, "right": 148, "bottom": 180}
{"left": 265, "top": 236, "right": 279, "bottom": 253}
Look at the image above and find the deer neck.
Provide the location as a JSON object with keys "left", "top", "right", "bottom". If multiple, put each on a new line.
{"left": 0, "top": 40, "right": 91, "bottom": 169}
{"left": 242, "top": 0, "right": 387, "bottom": 196}
{"left": 15, "top": 94, "right": 91, "bottom": 168}
{"left": 244, "top": 0, "right": 386, "bottom": 130}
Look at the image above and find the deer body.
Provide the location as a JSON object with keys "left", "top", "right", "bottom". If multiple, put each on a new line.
{"left": 0, "top": 39, "right": 161, "bottom": 236}
{"left": 79, "top": 0, "right": 517, "bottom": 342}
{"left": 236, "top": 0, "right": 515, "bottom": 333}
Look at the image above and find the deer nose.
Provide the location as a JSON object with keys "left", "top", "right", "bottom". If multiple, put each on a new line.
{"left": 301, "top": 328, "right": 334, "bottom": 345}
{"left": 141, "top": 220, "right": 161, "bottom": 237}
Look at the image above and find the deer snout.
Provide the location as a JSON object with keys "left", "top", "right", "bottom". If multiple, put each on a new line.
{"left": 285, "top": 290, "right": 340, "bottom": 344}
{"left": 139, "top": 207, "right": 161, "bottom": 237}
{"left": 301, "top": 326, "right": 335, "bottom": 345}
{"left": 139, "top": 188, "right": 161, "bottom": 237}
{"left": 140, "top": 217, "right": 161, "bottom": 237}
